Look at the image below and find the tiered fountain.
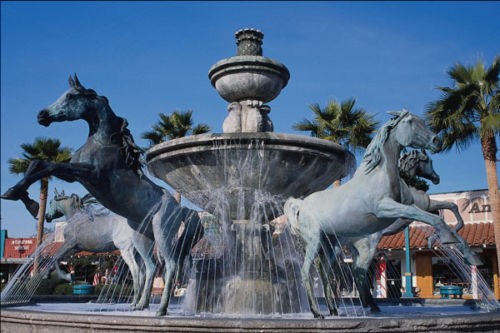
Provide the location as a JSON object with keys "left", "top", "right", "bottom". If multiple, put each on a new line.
{"left": 146, "top": 28, "right": 354, "bottom": 314}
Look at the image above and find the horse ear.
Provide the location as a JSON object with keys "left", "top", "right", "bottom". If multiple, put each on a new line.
{"left": 387, "top": 111, "right": 401, "bottom": 117}
{"left": 73, "top": 74, "right": 85, "bottom": 90}
{"left": 61, "top": 190, "right": 66, "bottom": 196}
{"left": 68, "top": 75, "right": 75, "bottom": 88}
{"left": 421, "top": 149, "right": 428, "bottom": 156}
{"left": 70, "top": 193, "right": 81, "bottom": 207}
{"left": 54, "top": 188, "right": 59, "bottom": 197}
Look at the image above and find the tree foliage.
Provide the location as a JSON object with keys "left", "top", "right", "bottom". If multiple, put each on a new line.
{"left": 8, "top": 137, "right": 72, "bottom": 176}
{"left": 425, "top": 56, "right": 500, "bottom": 152}
{"left": 142, "top": 110, "right": 211, "bottom": 147}
{"left": 293, "top": 98, "right": 379, "bottom": 152}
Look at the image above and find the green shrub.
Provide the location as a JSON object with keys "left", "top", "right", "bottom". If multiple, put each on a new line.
{"left": 35, "top": 271, "right": 67, "bottom": 295}
{"left": 53, "top": 283, "right": 74, "bottom": 295}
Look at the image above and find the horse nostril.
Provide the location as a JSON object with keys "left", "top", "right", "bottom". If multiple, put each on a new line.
{"left": 432, "top": 136, "right": 442, "bottom": 152}
{"left": 38, "top": 109, "right": 51, "bottom": 126}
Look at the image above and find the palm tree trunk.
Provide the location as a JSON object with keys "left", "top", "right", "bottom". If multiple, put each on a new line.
{"left": 480, "top": 135, "right": 500, "bottom": 299}
{"left": 33, "top": 177, "right": 49, "bottom": 274}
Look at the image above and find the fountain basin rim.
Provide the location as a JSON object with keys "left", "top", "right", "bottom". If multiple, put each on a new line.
{"left": 145, "top": 132, "right": 351, "bottom": 162}
{"left": 2, "top": 308, "right": 500, "bottom": 333}
{"left": 208, "top": 55, "right": 290, "bottom": 88}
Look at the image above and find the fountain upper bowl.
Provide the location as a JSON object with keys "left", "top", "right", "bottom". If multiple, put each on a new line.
{"left": 208, "top": 56, "right": 290, "bottom": 103}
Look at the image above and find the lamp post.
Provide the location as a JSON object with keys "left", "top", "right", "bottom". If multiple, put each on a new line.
{"left": 402, "top": 226, "right": 414, "bottom": 297}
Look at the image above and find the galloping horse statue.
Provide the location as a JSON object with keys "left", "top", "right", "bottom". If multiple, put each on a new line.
{"left": 284, "top": 110, "right": 464, "bottom": 318}
{"left": 318, "top": 150, "right": 482, "bottom": 315}
{"left": 45, "top": 189, "right": 154, "bottom": 307}
{"left": 2, "top": 75, "right": 203, "bottom": 316}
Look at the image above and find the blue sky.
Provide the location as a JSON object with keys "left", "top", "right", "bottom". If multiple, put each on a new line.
{"left": 1, "top": 1, "right": 499, "bottom": 237}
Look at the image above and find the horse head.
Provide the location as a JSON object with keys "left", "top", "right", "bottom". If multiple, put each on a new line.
{"left": 415, "top": 150, "right": 440, "bottom": 185}
{"left": 387, "top": 110, "right": 442, "bottom": 154}
{"left": 38, "top": 74, "right": 109, "bottom": 127}
{"left": 45, "top": 188, "right": 70, "bottom": 222}
{"left": 399, "top": 150, "right": 440, "bottom": 185}
{"left": 45, "top": 190, "right": 86, "bottom": 222}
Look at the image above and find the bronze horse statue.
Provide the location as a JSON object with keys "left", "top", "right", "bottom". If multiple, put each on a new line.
{"left": 2, "top": 75, "right": 202, "bottom": 316}
{"left": 284, "top": 110, "right": 462, "bottom": 318}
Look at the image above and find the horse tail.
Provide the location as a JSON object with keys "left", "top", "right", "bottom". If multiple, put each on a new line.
{"left": 284, "top": 197, "right": 302, "bottom": 236}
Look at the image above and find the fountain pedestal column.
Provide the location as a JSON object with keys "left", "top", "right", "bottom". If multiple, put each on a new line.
{"left": 222, "top": 219, "right": 300, "bottom": 314}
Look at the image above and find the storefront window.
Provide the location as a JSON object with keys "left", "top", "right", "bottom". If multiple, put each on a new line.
{"left": 432, "top": 255, "right": 494, "bottom": 296}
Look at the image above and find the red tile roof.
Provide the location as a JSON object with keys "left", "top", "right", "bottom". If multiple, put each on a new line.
{"left": 378, "top": 222, "right": 495, "bottom": 249}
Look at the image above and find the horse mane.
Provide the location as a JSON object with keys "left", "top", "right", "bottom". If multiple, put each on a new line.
{"left": 110, "top": 117, "right": 144, "bottom": 173}
{"left": 398, "top": 150, "right": 428, "bottom": 175}
{"left": 69, "top": 193, "right": 110, "bottom": 218}
{"left": 362, "top": 111, "right": 409, "bottom": 174}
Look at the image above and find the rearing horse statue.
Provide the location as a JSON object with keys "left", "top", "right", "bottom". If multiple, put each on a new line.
{"left": 284, "top": 110, "right": 462, "bottom": 318}
{"left": 318, "top": 150, "right": 482, "bottom": 315}
{"left": 2, "top": 75, "right": 202, "bottom": 316}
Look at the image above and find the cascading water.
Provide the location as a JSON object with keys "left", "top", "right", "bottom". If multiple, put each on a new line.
{"left": 1, "top": 234, "right": 57, "bottom": 305}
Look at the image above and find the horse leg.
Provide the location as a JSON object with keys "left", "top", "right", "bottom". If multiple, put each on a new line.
{"left": 152, "top": 200, "right": 184, "bottom": 316}
{"left": 316, "top": 246, "right": 338, "bottom": 316}
{"left": 133, "top": 229, "right": 156, "bottom": 310}
{"left": 424, "top": 200, "right": 481, "bottom": 265}
{"left": 427, "top": 200, "right": 465, "bottom": 233}
{"left": 376, "top": 198, "right": 458, "bottom": 244}
{"left": 426, "top": 200, "right": 462, "bottom": 248}
{"left": 301, "top": 238, "right": 323, "bottom": 319}
{"left": 156, "top": 258, "right": 176, "bottom": 317}
{"left": 120, "top": 245, "right": 141, "bottom": 306}
{"left": 2, "top": 161, "right": 94, "bottom": 201}
{"left": 351, "top": 237, "right": 380, "bottom": 312}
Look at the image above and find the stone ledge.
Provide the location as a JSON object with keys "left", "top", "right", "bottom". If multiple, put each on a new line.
{"left": 2, "top": 309, "right": 500, "bottom": 333}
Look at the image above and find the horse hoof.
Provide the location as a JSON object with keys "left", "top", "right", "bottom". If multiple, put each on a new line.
{"left": 155, "top": 309, "right": 166, "bottom": 317}
{"left": 314, "top": 313, "right": 325, "bottom": 319}
{"left": 1, "top": 188, "right": 24, "bottom": 201}
{"left": 134, "top": 304, "right": 145, "bottom": 311}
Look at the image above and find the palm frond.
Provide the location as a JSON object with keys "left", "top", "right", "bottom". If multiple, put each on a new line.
{"left": 479, "top": 113, "right": 500, "bottom": 137}
{"left": 8, "top": 158, "right": 30, "bottom": 175}
{"left": 192, "top": 124, "right": 211, "bottom": 135}
{"left": 297, "top": 98, "right": 377, "bottom": 149}
{"left": 9, "top": 137, "right": 73, "bottom": 177}
{"left": 144, "top": 109, "right": 210, "bottom": 142}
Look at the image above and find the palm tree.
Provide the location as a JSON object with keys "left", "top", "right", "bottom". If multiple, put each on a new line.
{"left": 8, "top": 137, "right": 72, "bottom": 273}
{"left": 142, "top": 110, "right": 211, "bottom": 202}
{"left": 425, "top": 56, "right": 500, "bottom": 288}
{"left": 294, "top": 98, "right": 379, "bottom": 186}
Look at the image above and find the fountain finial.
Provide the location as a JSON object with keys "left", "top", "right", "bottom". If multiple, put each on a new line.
{"left": 235, "top": 28, "right": 264, "bottom": 56}
{"left": 209, "top": 28, "right": 289, "bottom": 133}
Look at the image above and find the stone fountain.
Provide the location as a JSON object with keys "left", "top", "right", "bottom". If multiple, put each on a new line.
{"left": 146, "top": 28, "right": 354, "bottom": 314}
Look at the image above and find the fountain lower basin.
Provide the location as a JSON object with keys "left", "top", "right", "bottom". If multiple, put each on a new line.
{"left": 2, "top": 301, "right": 499, "bottom": 332}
